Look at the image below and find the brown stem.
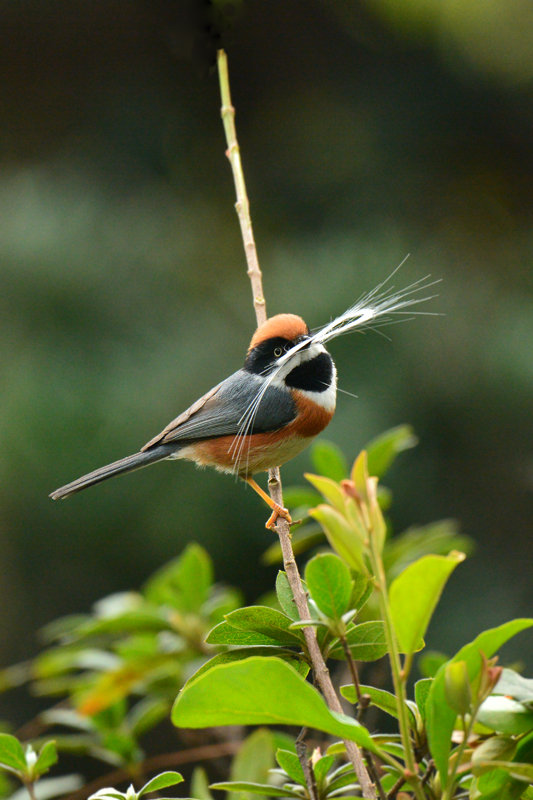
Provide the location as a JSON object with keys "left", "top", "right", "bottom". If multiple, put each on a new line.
{"left": 217, "top": 48, "right": 375, "bottom": 800}
{"left": 295, "top": 736, "right": 319, "bottom": 800}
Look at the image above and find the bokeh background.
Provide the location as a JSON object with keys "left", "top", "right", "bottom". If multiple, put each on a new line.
{"left": 1, "top": 0, "right": 532, "bottom": 722}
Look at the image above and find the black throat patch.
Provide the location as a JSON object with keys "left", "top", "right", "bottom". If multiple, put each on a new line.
{"left": 285, "top": 352, "right": 333, "bottom": 393}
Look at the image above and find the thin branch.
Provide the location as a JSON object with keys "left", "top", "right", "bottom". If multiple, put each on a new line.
{"left": 216, "top": 49, "right": 375, "bottom": 800}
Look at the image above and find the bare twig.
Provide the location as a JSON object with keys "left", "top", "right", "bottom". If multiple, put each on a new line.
{"left": 217, "top": 49, "right": 375, "bottom": 800}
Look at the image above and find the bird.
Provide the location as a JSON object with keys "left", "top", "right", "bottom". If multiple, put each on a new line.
{"left": 50, "top": 313, "right": 337, "bottom": 528}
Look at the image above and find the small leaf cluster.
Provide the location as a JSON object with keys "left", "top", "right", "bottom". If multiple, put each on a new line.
{"left": 89, "top": 770, "right": 184, "bottom": 800}
{"left": 214, "top": 743, "right": 358, "bottom": 800}
{"left": 0, "top": 733, "right": 58, "bottom": 796}
{"left": 0, "top": 544, "right": 241, "bottom": 773}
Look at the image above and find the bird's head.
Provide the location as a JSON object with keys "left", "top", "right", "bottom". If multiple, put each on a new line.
{"left": 244, "top": 314, "right": 336, "bottom": 402}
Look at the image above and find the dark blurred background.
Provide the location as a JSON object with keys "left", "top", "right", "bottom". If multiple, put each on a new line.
{"left": 1, "top": 0, "right": 532, "bottom": 721}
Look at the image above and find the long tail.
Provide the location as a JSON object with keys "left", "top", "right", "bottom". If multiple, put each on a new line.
{"left": 49, "top": 444, "right": 175, "bottom": 500}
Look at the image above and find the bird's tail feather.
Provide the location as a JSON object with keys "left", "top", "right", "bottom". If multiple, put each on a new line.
{"left": 49, "top": 445, "right": 175, "bottom": 500}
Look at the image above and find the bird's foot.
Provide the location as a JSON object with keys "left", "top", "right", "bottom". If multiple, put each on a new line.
{"left": 265, "top": 504, "right": 292, "bottom": 530}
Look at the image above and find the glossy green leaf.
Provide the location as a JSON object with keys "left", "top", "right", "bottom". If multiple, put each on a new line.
{"left": 140, "top": 772, "right": 184, "bottom": 796}
{"left": 188, "top": 649, "right": 309, "bottom": 685}
{"left": 210, "top": 783, "right": 300, "bottom": 798}
{"left": 275, "top": 572, "right": 298, "bottom": 621}
{"left": 414, "top": 678, "right": 432, "bottom": 724}
{"left": 0, "top": 733, "right": 27, "bottom": 772}
{"left": 33, "top": 741, "right": 58, "bottom": 777}
{"left": 305, "top": 554, "right": 352, "bottom": 620}
{"left": 426, "top": 618, "right": 533, "bottom": 787}
{"left": 340, "top": 684, "right": 416, "bottom": 728}
{"left": 223, "top": 607, "right": 303, "bottom": 645}
{"left": 390, "top": 552, "right": 465, "bottom": 655}
{"left": 329, "top": 621, "right": 387, "bottom": 662}
{"left": 206, "top": 621, "right": 289, "bottom": 647}
{"left": 305, "top": 474, "right": 346, "bottom": 514}
{"left": 172, "top": 657, "right": 376, "bottom": 751}
{"left": 311, "top": 441, "right": 348, "bottom": 482}
{"left": 275, "top": 749, "right": 305, "bottom": 785}
{"left": 313, "top": 754, "right": 335, "bottom": 787}
{"left": 309, "top": 505, "right": 367, "bottom": 575}
{"left": 364, "top": 425, "right": 418, "bottom": 477}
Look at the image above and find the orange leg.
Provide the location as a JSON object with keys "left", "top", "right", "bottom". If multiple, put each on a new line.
{"left": 244, "top": 477, "right": 292, "bottom": 530}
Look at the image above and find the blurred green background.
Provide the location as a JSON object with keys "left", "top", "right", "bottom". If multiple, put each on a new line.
{"left": 1, "top": 0, "right": 532, "bottom": 720}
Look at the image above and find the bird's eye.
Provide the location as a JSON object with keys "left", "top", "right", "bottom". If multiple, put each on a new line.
{"left": 284, "top": 343, "right": 292, "bottom": 352}
{"left": 273, "top": 346, "right": 283, "bottom": 358}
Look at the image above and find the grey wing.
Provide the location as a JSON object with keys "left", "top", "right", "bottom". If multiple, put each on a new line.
{"left": 141, "top": 370, "right": 296, "bottom": 451}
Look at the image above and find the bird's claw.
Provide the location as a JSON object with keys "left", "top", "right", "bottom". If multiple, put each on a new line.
{"left": 265, "top": 504, "right": 292, "bottom": 530}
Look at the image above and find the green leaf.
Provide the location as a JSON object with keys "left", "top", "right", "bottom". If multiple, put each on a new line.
{"left": 144, "top": 543, "right": 213, "bottom": 613}
{"left": 350, "top": 451, "right": 369, "bottom": 502}
{"left": 471, "top": 735, "right": 517, "bottom": 773}
{"left": 477, "top": 696, "right": 533, "bottom": 734}
{"left": 494, "top": 668, "right": 533, "bottom": 704}
{"left": 389, "top": 552, "right": 465, "bottom": 655}
{"left": 206, "top": 621, "right": 289, "bottom": 647}
{"left": 191, "top": 767, "right": 214, "bottom": 800}
{"left": 0, "top": 733, "right": 27, "bottom": 772}
{"left": 33, "top": 741, "right": 58, "bottom": 777}
{"left": 476, "top": 761, "right": 533, "bottom": 783}
{"left": 230, "top": 729, "right": 275, "bottom": 800}
{"left": 210, "top": 783, "right": 300, "bottom": 798}
{"left": 275, "top": 572, "right": 298, "bottom": 621}
{"left": 426, "top": 618, "right": 533, "bottom": 787}
{"left": 309, "top": 505, "right": 367, "bottom": 575}
{"left": 329, "top": 622, "right": 387, "bottom": 662}
{"left": 311, "top": 441, "right": 348, "bottom": 481}
{"left": 340, "top": 684, "right": 416, "bottom": 728}
{"left": 140, "top": 772, "right": 184, "bottom": 796}
{"left": 305, "top": 554, "right": 352, "bottom": 620}
{"left": 414, "top": 678, "right": 432, "bottom": 724}
{"left": 223, "top": 607, "right": 303, "bottom": 645}
{"left": 172, "top": 657, "right": 376, "bottom": 751}
{"left": 350, "top": 573, "right": 372, "bottom": 610}
{"left": 188, "top": 650, "right": 309, "bottom": 685}
{"left": 275, "top": 749, "right": 305, "bottom": 785}
{"left": 364, "top": 425, "right": 418, "bottom": 477}
{"left": 444, "top": 661, "right": 472, "bottom": 716}
{"left": 305, "top": 474, "right": 346, "bottom": 514}
{"left": 313, "top": 754, "right": 335, "bottom": 787}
